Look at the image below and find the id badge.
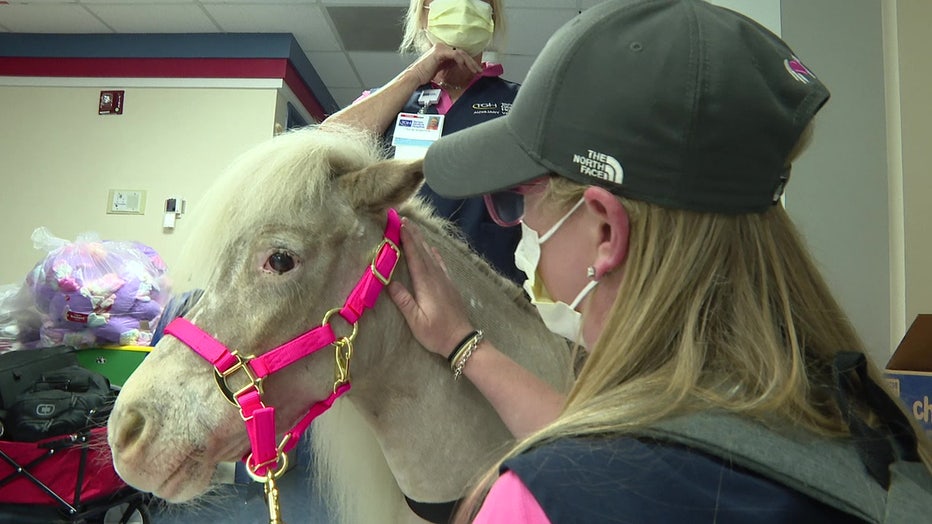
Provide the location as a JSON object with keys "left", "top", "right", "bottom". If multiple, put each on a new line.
{"left": 392, "top": 112, "right": 445, "bottom": 160}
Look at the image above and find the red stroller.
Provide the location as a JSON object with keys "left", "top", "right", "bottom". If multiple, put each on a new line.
{"left": 0, "top": 425, "right": 150, "bottom": 524}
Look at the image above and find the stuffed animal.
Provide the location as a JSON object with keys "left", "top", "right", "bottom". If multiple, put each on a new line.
{"left": 26, "top": 231, "right": 170, "bottom": 348}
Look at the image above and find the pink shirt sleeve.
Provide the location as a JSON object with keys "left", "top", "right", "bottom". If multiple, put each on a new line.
{"left": 472, "top": 471, "right": 551, "bottom": 524}
{"left": 351, "top": 90, "right": 372, "bottom": 105}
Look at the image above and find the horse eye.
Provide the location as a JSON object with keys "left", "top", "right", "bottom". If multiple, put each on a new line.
{"left": 265, "top": 251, "right": 296, "bottom": 274}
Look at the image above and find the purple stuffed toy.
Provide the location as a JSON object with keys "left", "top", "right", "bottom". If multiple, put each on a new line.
{"left": 26, "top": 231, "right": 170, "bottom": 347}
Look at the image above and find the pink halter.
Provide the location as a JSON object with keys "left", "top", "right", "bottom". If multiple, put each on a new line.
{"left": 163, "top": 208, "right": 402, "bottom": 480}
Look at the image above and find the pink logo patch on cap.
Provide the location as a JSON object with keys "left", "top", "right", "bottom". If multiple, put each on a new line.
{"left": 784, "top": 56, "right": 815, "bottom": 84}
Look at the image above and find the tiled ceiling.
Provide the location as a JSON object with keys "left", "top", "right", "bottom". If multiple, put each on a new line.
{"left": 0, "top": 0, "right": 779, "bottom": 110}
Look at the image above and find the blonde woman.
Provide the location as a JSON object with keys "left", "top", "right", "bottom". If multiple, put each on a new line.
{"left": 327, "top": 0, "right": 525, "bottom": 283}
{"left": 388, "top": 0, "right": 932, "bottom": 522}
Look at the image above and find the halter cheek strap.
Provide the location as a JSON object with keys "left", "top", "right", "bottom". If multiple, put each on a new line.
{"left": 163, "top": 208, "right": 402, "bottom": 478}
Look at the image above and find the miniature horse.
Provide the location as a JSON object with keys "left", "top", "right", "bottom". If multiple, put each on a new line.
{"left": 107, "top": 126, "right": 573, "bottom": 523}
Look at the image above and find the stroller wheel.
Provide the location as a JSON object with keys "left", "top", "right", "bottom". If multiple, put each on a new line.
{"left": 102, "top": 502, "right": 150, "bottom": 524}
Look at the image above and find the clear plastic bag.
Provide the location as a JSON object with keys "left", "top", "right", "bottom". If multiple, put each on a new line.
{"left": 0, "top": 283, "right": 42, "bottom": 352}
{"left": 24, "top": 228, "right": 171, "bottom": 348}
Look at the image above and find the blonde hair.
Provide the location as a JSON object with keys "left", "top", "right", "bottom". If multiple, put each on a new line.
{"left": 399, "top": 0, "right": 507, "bottom": 55}
{"left": 454, "top": 140, "right": 932, "bottom": 522}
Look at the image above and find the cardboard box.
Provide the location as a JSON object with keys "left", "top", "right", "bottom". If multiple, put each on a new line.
{"left": 76, "top": 345, "right": 150, "bottom": 387}
{"left": 885, "top": 314, "right": 932, "bottom": 437}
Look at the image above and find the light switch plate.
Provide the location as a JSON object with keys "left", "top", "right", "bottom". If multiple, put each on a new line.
{"left": 107, "top": 189, "right": 146, "bottom": 215}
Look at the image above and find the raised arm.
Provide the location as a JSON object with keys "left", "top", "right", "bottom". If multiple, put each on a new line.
{"left": 388, "top": 220, "right": 566, "bottom": 439}
{"left": 322, "top": 43, "right": 482, "bottom": 135}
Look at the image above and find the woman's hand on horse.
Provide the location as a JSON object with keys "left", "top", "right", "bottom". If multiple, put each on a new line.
{"left": 388, "top": 219, "right": 476, "bottom": 358}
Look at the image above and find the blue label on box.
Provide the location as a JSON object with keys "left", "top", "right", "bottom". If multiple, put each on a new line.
{"left": 885, "top": 371, "right": 932, "bottom": 437}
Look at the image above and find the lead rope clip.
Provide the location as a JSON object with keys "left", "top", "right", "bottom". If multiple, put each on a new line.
{"left": 264, "top": 471, "right": 284, "bottom": 524}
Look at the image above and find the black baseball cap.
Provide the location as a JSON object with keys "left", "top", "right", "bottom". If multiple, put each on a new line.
{"left": 423, "top": 0, "right": 830, "bottom": 214}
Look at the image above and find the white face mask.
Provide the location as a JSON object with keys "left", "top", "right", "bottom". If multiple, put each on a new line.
{"left": 514, "top": 198, "right": 598, "bottom": 346}
{"left": 426, "top": 0, "right": 494, "bottom": 57}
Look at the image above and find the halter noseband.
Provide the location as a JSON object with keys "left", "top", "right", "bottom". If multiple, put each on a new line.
{"left": 163, "top": 209, "right": 402, "bottom": 485}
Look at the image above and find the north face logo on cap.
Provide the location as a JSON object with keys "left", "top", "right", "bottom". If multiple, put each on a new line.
{"left": 572, "top": 150, "right": 623, "bottom": 184}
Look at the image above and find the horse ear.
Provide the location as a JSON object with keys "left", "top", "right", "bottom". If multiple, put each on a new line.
{"left": 338, "top": 158, "right": 424, "bottom": 212}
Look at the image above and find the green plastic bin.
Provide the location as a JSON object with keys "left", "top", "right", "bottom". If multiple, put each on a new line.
{"left": 76, "top": 346, "right": 151, "bottom": 386}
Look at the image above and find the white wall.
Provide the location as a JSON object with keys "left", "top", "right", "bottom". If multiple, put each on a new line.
{"left": 0, "top": 84, "right": 279, "bottom": 286}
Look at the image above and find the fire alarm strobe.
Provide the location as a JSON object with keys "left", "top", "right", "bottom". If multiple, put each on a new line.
{"left": 99, "top": 90, "right": 125, "bottom": 115}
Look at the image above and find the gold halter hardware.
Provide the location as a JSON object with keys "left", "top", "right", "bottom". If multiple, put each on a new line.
{"left": 333, "top": 337, "right": 354, "bottom": 393}
{"left": 245, "top": 436, "right": 291, "bottom": 524}
{"left": 321, "top": 308, "right": 358, "bottom": 393}
{"left": 214, "top": 350, "right": 263, "bottom": 406}
{"left": 371, "top": 238, "right": 401, "bottom": 285}
{"left": 264, "top": 471, "right": 284, "bottom": 524}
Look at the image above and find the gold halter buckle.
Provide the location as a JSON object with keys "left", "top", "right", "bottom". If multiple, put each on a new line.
{"left": 214, "top": 351, "right": 263, "bottom": 406}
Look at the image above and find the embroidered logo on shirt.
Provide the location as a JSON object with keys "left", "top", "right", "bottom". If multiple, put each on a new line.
{"left": 572, "top": 150, "right": 623, "bottom": 184}
{"left": 472, "top": 102, "right": 501, "bottom": 115}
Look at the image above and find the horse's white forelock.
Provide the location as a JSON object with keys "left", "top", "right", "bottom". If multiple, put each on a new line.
{"left": 172, "top": 124, "right": 388, "bottom": 291}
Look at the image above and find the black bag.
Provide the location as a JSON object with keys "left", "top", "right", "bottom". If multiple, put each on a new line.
{"left": 4, "top": 364, "right": 115, "bottom": 442}
{"left": 0, "top": 345, "right": 78, "bottom": 410}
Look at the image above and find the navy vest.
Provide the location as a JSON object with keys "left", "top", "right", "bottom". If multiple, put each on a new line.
{"left": 503, "top": 436, "right": 865, "bottom": 523}
{"left": 383, "top": 77, "right": 523, "bottom": 284}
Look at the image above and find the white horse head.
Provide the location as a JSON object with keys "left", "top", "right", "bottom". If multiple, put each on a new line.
{"left": 107, "top": 125, "right": 573, "bottom": 522}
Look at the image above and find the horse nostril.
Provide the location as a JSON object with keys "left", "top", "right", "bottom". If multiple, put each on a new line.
{"left": 113, "top": 408, "right": 147, "bottom": 450}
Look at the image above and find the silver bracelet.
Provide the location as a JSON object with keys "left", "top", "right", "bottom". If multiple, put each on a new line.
{"left": 451, "top": 330, "right": 483, "bottom": 380}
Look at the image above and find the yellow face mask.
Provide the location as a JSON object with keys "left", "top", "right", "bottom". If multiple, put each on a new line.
{"left": 426, "top": 0, "right": 494, "bottom": 57}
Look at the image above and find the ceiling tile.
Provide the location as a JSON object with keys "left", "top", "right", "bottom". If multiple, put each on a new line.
{"left": 79, "top": 0, "right": 195, "bottom": 4}
{"left": 348, "top": 51, "right": 415, "bottom": 89}
{"left": 0, "top": 4, "right": 111, "bottom": 33}
{"left": 201, "top": 0, "right": 320, "bottom": 3}
{"left": 305, "top": 51, "right": 360, "bottom": 88}
{"left": 320, "top": 0, "right": 407, "bottom": 5}
{"left": 506, "top": 0, "right": 578, "bottom": 8}
{"left": 328, "top": 5, "right": 405, "bottom": 52}
{"left": 84, "top": 4, "right": 218, "bottom": 33}
{"left": 501, "top": 8, "right": 577, "bottom": 56}
{"left": 203, "top": 3, "right": 341, "bottom": 52}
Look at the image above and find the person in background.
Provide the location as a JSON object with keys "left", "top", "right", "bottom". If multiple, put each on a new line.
{"left": 388, "top": 0, "right": 932, "bottom": 522}
{"left": 325, "top": 0, "right": 524, "bottom": 284}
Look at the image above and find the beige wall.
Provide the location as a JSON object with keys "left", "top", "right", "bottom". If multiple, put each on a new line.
{"left": 779, "top": 0, "right": 932, "bottom": 363}
{"left": 895, "top": 0, "right": 932, "bottom": 329}
{"left": 781, "top": 0, "right": 892, "bottom": 365}
{"left": 0, "top": 84, "right": 278, "bottom": 286}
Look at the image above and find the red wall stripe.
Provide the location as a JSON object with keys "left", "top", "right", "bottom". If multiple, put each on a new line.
{"left": 0, "top": 57, "right": 291, "bottom": 79}
{"left": 0, "top": 56, "right": 327, "bottom": 121}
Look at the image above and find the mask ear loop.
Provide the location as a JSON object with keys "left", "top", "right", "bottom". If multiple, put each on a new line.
{"left": 538, "top": 197, "right": 586, "bottom": 243}
{"left": 568, "top": 279, "right": 599, "bottom": 310}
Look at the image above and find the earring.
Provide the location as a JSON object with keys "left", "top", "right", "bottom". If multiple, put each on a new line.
{"left": 586, "top": 266, "right": 597, "bottom": 280}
